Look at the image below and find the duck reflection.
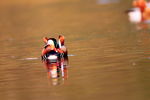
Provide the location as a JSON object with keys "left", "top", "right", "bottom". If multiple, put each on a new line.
{"left": 43, "top": 58, "right": 69, "bottom": 86}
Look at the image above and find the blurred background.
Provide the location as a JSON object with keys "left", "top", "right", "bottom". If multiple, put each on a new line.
{"left": 0, "top": 0, "right": 150, "bottom": 100}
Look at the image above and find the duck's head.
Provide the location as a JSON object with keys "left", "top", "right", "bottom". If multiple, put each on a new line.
{"left": 43, "top": 37, "right": 48, "bottom": 44}
{"left": 58, "top": 35, "right": 65, "bottom": 46}
{"left": 133, "top": 0, "right": 146, "bottom": 6}
{"left": 127, "top": 8, "right": 142, "bottom": 24}
{"left": 47, "top": 39, "right": 54, "bottom": 46}
{"left": 43, "top": 37, "right": 55, "bottom": 48}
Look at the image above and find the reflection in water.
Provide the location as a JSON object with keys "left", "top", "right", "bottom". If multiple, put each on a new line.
{"left": 97, "top": 0, "right": 120, "bottom": 4}
{"left": 42, "top": 58, "right": 68, "bottom": 86}
{"left": 21, "top": 57, "right": 39, "bottom": 60}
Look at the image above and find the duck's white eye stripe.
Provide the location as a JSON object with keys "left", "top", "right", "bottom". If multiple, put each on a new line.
{"left": 58, "top": 40, "right": 62, "bottom": 48}
{"left": 47, "top": 40, "right": 54, "bottom": 45}
{"left": 128, "top": 8, "right": 142, "bottom": 23}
